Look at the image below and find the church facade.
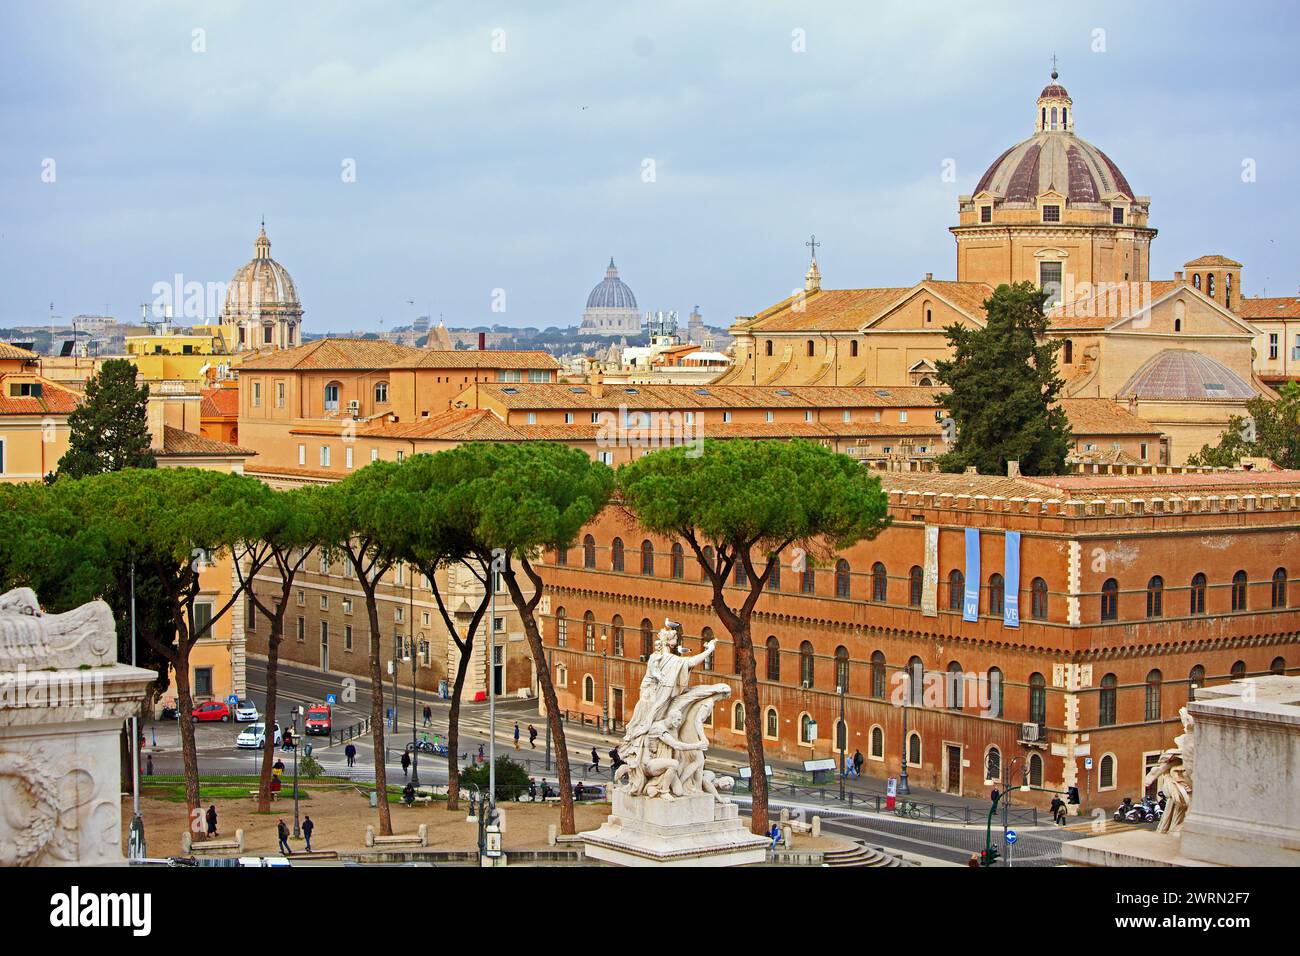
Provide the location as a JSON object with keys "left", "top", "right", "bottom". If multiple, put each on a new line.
{"left": 720, "top": 74, "right": 1277, "bottom": 465}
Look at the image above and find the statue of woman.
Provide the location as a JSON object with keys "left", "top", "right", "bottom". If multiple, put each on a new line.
{"left": 620, "top": 621, "right": 716, "bottom": 748}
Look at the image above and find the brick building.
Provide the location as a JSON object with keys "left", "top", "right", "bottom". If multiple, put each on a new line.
{"left": 537, "top": 468, "right": 1300, "bottom": 809}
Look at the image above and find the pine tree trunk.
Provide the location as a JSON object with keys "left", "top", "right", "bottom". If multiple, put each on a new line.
{"left": 364, "top": 587, "right": 392, "bottom": 836}
{"left": 445, "top": 642, "right": 473, "bottom": 811}
{"left": 257, "top": 619, "right": 283, "bottom": 813}
{"left": 174, "top": 639, "right": 203, "bottom": 827}
{"left": 733, "top": 621, "right": 769, "bottom": 835}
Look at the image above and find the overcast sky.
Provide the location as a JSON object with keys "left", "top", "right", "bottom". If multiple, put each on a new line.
{"left": 2, "top": 1, "right": 1297, "bottom": 334}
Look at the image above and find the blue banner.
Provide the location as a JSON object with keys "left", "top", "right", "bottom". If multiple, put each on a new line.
{"left": 1004, "top": 531, "right": 1021, "bottom": 628}
{"left": 962, "top": 528, "right": 980, "bottom": 622}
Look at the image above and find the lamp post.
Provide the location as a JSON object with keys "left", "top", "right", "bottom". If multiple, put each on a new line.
{"left": 837, "top": 681, "right": 846, "bottom": 802}
{"left": 488, "top": 549, "right": 505, "bottom": 813}
{"left": 899, "top": 665, "right": 912, "bottom": 795}
{"left": 600, "top": 627, "right": 609, "bottom": 732}
{"left": 291, "top": 705, "right": 302, "bottom": 838}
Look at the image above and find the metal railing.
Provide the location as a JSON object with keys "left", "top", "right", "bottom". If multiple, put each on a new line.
{"left": 736, "top": 779, "right": 1039, "bottom": 826}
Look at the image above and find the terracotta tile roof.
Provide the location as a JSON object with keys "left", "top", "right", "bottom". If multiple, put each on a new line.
{"left": 0, "top": 342, "right": 40, "bottom": 361}
{"left": 736, "top": 281, "right": 992, "bottom": 334}
{"left": 237, "top": 338, "right": 558, "bottom": 372}
{"left": 470, "top": 383, "right": 946, "bottom": 411}
{"left": 200, "top": 387, "right": 240, "bottom": 418}
{"left": 1057, "top": 399, "right": 1160, "bottom": 436}
{"left": 1184, "top": 255, "right": 1242, "bottom": 268}
{"left": 357, "top": 408, "right": 524, "bottom": 441}
{"left": 1239, "top": 296, "right": 1300, "bottom": 320}
{"left": 1048, "top": 281, "right": 1179, "bottom": 329}
{"left": 1028, "top": 470, "right": 1300, "bottom": 496}
{"left": 155, "top": 425, "right": 256, "bottom": 457}
{"left": 877, "top": 472, "right": 1046, "bottom": 498}
{"left": 0, "top": 374, "right": 81, "bottom": 415}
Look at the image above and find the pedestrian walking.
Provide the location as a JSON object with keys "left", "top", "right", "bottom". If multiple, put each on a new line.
{"left": 609, "top": 747, "right": 625, "bottom": 778}
{"left": 852, "top": 749, "right": 864, "bottom": 778}
{"left": 514, "top": 722, "right": 521, "bottom": 750}
{"left": 575, "top": 781, "right": 585, "bottom": 801}
{"left": 1050, "top": 795, "right": 1067, "bottom": 825}
{"left": 423, "top": 704, "right": 432, "bottom": 727}
{"left": 302, "top": 815, "right": 314, "bottom": 852}
{"left": 477, "top": 743, "right": 485, "bottom": 764}
{"left": 527, "top": 778, "right": 537, "bottom": 801}
{"left": 400, "top": 750, "right": 411, "bottom": 778}
{"left": 205, "top": 805, "right": 218, "bottom": 838}
{"left": 145, "top": 754, "right": 154, "bottom": 776}
{"left": 277, "top": 818, "right": 292, "bottom": 855}
{"left": 588, "top": 746, "right": 601, "bottom": 774}
{"left": 344, "top": 742, "right": 356, "bottom": 767}
{"left": 528, "top": 724, "right": 537, "bottom": 749}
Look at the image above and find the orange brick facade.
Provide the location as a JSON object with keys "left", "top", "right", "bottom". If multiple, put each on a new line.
{"left": 537, "top": 471, "right": 1300, "bottom": 809}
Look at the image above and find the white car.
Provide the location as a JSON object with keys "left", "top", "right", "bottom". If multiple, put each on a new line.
{"left": 236, "top": 722, "right": 281, "bottom": 749}
{"left": 235, "top": 700, "right": 260, "bottom": 722}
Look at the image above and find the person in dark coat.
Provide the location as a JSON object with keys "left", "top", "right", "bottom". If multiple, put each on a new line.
{"left": 575, "top": 781, "right": 586, "bottom": 801}
{"left": 588, "top": 746, "right": 601, "bottom": 773}
{"left": 609, "top": 747, "right": 625, "bottom": 777}
{"left": 423, "top": 704, "right": 432, "bottom": 727}
{"left": 527, "top": 778, "right": 537, "bottom": 801}
{"left": 528, "top": 724, "right": 538, "bottom": 749}
{"left": 852, "top": 749, "right": 864, "bottom": 777}
{"left": 400, "top": 750, "right": 411, "bottom": 778}
{"left": 344, "top": 742, "right": 357, "bottom": 767}
{"left": 302, "top": 815, "right": 315, "bottom": 851}
{"left": 205, "top": 805, "right": 218, "bottom": 837}
{"left": 277, "top": 819, "right": 292, "bottom": 855}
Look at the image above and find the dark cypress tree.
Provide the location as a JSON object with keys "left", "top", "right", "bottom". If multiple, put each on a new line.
{"left": 56, "top": 358, "right": 156, "bottom": 478}
{"left": 935, "top": 281, "right": 1072, "bottom": 476}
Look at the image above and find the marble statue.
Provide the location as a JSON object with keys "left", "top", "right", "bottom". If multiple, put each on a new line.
{"left": 0, "top": 588, "right": 154, "bottom": 866}
{"left": 1143, "top": 706, "right": 1194, "bottom": 835}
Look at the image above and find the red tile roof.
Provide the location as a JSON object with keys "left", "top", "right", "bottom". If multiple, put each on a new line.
{"left": 0, "top": 342, "right": 40, "bottom": 361}
{"left": 237, "top": 338, "right": 558, "bottom": 372}
{"left": 155, "top": 425, "right": 255, "bottom": 457}
{"left": 1239, "top": 296, "right": 1300, "bottom": 320}
{"left": 0, "top": 374, "right": 81, "bottom": 415}
{"left": 200, "top": 387, "right": 240, "bottom": 418}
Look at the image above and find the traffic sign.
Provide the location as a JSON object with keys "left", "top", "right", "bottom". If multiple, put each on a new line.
{"left": 226, "top": 695, "right": 238, "bottom": 705}
{"left": 326, "top": 693, "right": 337, "bottom": 705}
{"left": 1005, "top": 829, "right": 1018, "bottom": 844}
{"left": 1084, "top": 757, "right": 1093, "bottom": 770}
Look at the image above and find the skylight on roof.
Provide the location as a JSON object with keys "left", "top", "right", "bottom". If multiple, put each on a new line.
{"left": 775, "top": 389, "right": 792, "bottom": 396}
{"left": 694, "top": 388, "right": 710, "bottom": 395}
{"left": 874, "top": 389, "right": 892, "bottom": 397}
{"left": 570, "top": 387, "right": 586, "bottom": 393}
{"left": 501, "top": 387, "right": 518, "bottom": 394}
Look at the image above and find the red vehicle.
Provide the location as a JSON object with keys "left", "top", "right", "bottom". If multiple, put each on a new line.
{"left": 191, "top": 701, "right": 231, "bottom": 723}
{"left": 304, "top": 704, "right": 332, "bottom": 735}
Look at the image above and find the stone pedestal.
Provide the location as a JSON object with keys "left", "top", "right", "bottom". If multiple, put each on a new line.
{"left": 0, "top": 592, "right": 156, "bottom": 866}
{"left": 581, "top": 789, "right": 770, "bottom": 867}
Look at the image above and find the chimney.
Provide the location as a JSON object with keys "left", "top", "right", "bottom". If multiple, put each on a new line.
{"left": 1174, "top": 271, "right": 1184, "bottom": 284}
{"left": 478, "top": 331, "right": 486, "bottom": 350}
{"left": 964, "top": 465, "right": 978, "bottom": 475}
{"left": 924, "top": 272, "right": 933, "bottom": 281}
{"left": 1007, "top": 459, "right": 1021, "bottom": 478}
{"left": 590, "top": 371, "right": 604, "bottom": 399}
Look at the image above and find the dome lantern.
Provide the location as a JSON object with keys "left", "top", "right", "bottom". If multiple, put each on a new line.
{"left": 1036, "top": 68, "right": 1074, "bottom": 133}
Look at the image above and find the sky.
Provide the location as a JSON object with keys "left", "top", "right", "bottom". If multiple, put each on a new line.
{"left": 2, "top": 1, "right": 1298, "bottom": 334}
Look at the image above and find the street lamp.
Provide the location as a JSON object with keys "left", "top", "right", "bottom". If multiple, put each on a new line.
{"left": 411, "top": 636, "right": 423, "bottom": 788}
{"left": 291, "top": 704, "right": 302, "bottom": 838}
{"left": 837, "top": 682, "right": 846, "bottom": 802}
{"left": 488, "top": 549, "right": 505, "bottom": 814}
{"left": 899, "top": 665, "right": 912, "bottom": 795}
{"left": 600, "top": 627, "right": 609, "bottom": 732}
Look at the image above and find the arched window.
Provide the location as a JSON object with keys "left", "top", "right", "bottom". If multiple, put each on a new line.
{"left": 1029, "top": 672, "right": 1046, "bottom": 725}
{"left": 806, "top": 339, "right": 815, "bottom": 357}
{"left": 799, "top": 713, "right": 815, "bottom": 745}
{"left": 583, "top": 534, "right": 596, "bottom": 569}
{"left": 640, "top": 540, "right": 655, "bottom": 576}
{"left": 1031, "top": 577, "right": 1049, "bottom": 620}
{"left": 1099, "top": 673, "right": 1117, "bottom": 726}
{"left": 555, "top": 607, "right": 567, "bottom": 647}
{"left": 733, "top": 702, "right": 745, "bottom": 732}
{"left": 870, "top": 725, "right": 884, "bottom": 759}
{"left": 948, "top": 569, "right": 964, "bottom": 611}
{"left": 985, "top": 747, "right": 1001, "bottom": 783}
{"left": 871, "top": 562, "right": 887, "bottom": 602}
{"left": 1271, "top": 656, "right": 1286, "bottom": 676}
{"left": 1063, "top": 339, "right": 1073, "bottom": 364}
{"left": 906, "top": 656, "right": 924, "bottom": 707}
{"left": 835, "top": 718, "right": 847, "bottom": 751}
{"left": 989, "top": 572, "right": 1004, "bottom": 616}
{"left": 611, "top": 615, "right": 624, "bottom": 657}
{"left": 799, "top": 641, "right": 815, "bottom": 687}
{"left": 835, "top": 646, "right": 850, "bottom": 693}
{"left": 374, "top": 381, "right": 389, "bottom": 404}
{"left": 582, "top": 610, "right": 596, "bottom": 651}
{"left": 1188, "top": 664, "right": 1204, "bottom": 699}
{"left": 1146, "top": 576, "right": 1163, "bottom": 618}
{"left": 1100, "top": 578, "right": 1119, "bottom": 621}
{"left": 1099, "top": 754, "right": 1115, "bottom": 789}
{"left": 764, "top": 340, "right": 773, "bottom": 357}
{"left": 701, "top": 546, "right": 715, "bottom": 582}
{"left": 767, "top": 556, "right": 781, "bottom": 590}
{"left": 765, "top": 707, "right": 779, "bottom": 739}
{"left": 1272, "top": 568, "right": 1289, "bottom": 608}
{"left": 836, "top": 559, "right": 851, "bottom": 598}
{"left": 1207, "top": 273, "right": 1216, "bottom": 298}
{"left": 907, "top": 732, "right": 921, "bottom": 766}
{"left": 1231, "top": 570, "right": 1248, "bottom": 611}
{"left": 870, "top": 651, "right": 887, "bottom": 699}
{"left": 765, "top": 636, "right": 781, "bottom": 682}
{"left": 555, "top": 544, "right": 568, "bottom": 565}
{"left": 611, "top": 538, "right": 625, "bottom": 572}
{"left": 583, "top": 674, "right": 594, "bottom": 703}
{"left": 801, "top": 564, "right": 816, "bottom": 594}
{"left": 946, "top": 661, "right": 964, "bottom": 710}
{"left": 908, "top": 566, "right": 923, "bottom": 607}
{"left": 1193, "top": 273, "right": 1202, "bottom": 290}
{"left": 670, "top": 543, "right": 684, "bottom": 579}
{"left": 1190, "top": 573, "right": 1207, "bottom": 615}
{"left": 1145, "top": 670, "right": 1162, "bottom": 721}
{"left": 1028, "top": 753, "right": 1043, "bottom": 787}
{"left": 850, "top": 340, "right": 859, "bottom": 357}
{"left": 700, "top": 626, "right": 713, "bottom": 671}
{"left": 1230, "top": 660, "right": 1247, "bottom": 679}
{"left": 640, "top": 619, "right": 654, "bottom": 659}
{"left": 987, "top": 667, "right": 1004, "bottom": 718}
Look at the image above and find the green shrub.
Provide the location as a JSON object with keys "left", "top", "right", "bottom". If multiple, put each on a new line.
{"left": 459, "top": 755, "right": 531, "bottom": 801}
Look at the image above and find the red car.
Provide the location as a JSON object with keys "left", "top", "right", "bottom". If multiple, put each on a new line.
{"left": 304, "top": 704, "right": 332, "bottom": 735}
{"left": 191, "top": 701, "right": 231, "bottom": 723}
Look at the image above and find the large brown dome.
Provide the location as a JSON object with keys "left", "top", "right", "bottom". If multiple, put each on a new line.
{"left": 975, "top": 131, "right": 1134, "bottom": 204}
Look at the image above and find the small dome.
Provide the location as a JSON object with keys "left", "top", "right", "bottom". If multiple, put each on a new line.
{"left": 223, "top": 225, "right": 301, "bottom": 316}
{"left": 1118, "top": 350, "right": 1256, "bottom": 401}
{"left": 586, "top": 258, "right": 637, "bottom": 310}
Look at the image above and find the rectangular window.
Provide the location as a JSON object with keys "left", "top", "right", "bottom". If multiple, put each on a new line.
{"left": 320, "top": 445, "right": 331, "bottom": 467}
{"left": 527, "top": 412, "right": 537, "bottom": 424}
{"left": 1269, "top": 334, "right": 1279, "bottom": 360}
{"left": 345, "top": 624, "right": 353, "bottom": 651}
{"left": 422, "top": 611, "right": 431, "bottom": 627}
{"left": 297, "top": 589, "right": 305, "bottom": 606}
{"left": 1039, "top": 262, "right": 1063, "bottom": 308}
{"left": 319, "top": 594, "right": 328, "bottom": 610}
{"left": 193, "top": 601, "right": 213, "bottom": 638}
{"left": 590, "top": 412, "right": 601, "bottom": 424}
{"left": 371, "top": 448, "right": 379, "bottom": 462}
{"left": 320, "top": 620, "right": 328, "bottom": 644}
{"left": 598, "top": 451, "right": 614, "bottom": 465}
{"left": 194, "top": 667, "right": 213, "bottom": 697}
{"left": 564, "top": 412, "right": 574, "bottom": 424}
{"left": 396, "top": 450, "right": 405, "bottom": 462}
{"left": 804, "top": 411, "right": 813, "bottom": 423}
{"left": 1042, "top": 204, "right": 1061, "bottom": 223}
{"left": 898, "top": 410, "right": 908, "bottom": 423}
{"left": 276, "top": 381, "right": 285, "bottom": 408}
{"left": 252, "top": 382, "right": 262, "bottom": 407}
{"left": 1112, "top": 206, "right": 1125, "bottom": 225}
{"left": 343, "top": 598, "right": 353, "bottom": 615}
{"left": 528, "top": 370, "right": 548, "bottom": 383}
{"left": 497, "top": 369, "right": 522, "bottom": 383}
{"left": 346, "top": 446, "right": 354, "bottom": 469}
{"left": 395, "top": 606, "right": 404, "bottom": 624}
{"left": 246, "top": 598, "right": 257, "bottom": 631}
{"left": 298, "top": 444, "right": 306, "bottom": 466}
{"left": 722, "top": 411, "right": 732, "bottom": 423}
{"left": 296, "top": 616, "right": 305, "bottom": 642}
{"left": 980, "top": 205, "right": 992, "bottom": 223}
{"left": 0, "top": 438, "right": 5, "bottom": 475}
{"left": 764, "top": 411, "right": 773, "bottom": 423}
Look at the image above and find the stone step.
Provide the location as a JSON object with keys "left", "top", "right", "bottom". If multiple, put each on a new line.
{"left": 824, "top": 842, "right": 907, "bottom": 867}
